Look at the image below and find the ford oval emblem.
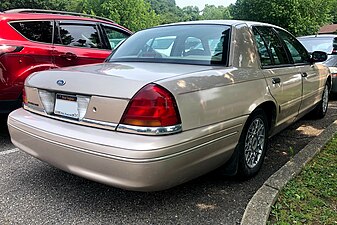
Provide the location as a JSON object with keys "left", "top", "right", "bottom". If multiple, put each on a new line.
{"left": 56, "top": 80, "right": 66, "bottom": 86}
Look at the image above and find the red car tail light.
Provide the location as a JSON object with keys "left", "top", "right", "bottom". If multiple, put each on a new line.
{"left": 120, "top": 84, "right": 181, "bottom": 127}
{"left": 0, "top": 45, "right": 23, "bottom": 55}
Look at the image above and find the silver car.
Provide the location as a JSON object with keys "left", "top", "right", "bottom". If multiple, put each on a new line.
{"left": 8, "top": 21, "right": 330, "bottom": 191}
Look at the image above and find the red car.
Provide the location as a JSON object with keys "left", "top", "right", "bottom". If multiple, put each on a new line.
{"left": 0, "top": 9, "right": 132, "bottom": 113}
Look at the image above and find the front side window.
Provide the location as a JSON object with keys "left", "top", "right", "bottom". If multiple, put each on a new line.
{"left": 102, "top": 26, "right": 129, "bottom": 49}
{"left": 275, "top": 28, "right": 309, "bottom": 64}
{"left": 109, "top": 25, "right": 230, "bottom": 65}
{"left": 254, "top": 26, "right": 290, "bottom": 66}
{"left": 57, "top": 23, "right": 101, "bottom": 49}
{"left": 11, "top": 21, "right": 53, "bottom": 43}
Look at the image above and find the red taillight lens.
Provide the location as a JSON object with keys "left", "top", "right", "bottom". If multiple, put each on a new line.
{"left": 22, "top": 87, "right": 28, "bottom": 105}
{"left": 0, "top": 45, "right": 23, "bottom": 55}
{"left": 120, "top": 84, "right": 181, "bottom": 127}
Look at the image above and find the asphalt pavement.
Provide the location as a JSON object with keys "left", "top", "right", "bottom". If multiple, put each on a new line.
{"left": 1, "top": 100, "right": 336, "bottom": 224}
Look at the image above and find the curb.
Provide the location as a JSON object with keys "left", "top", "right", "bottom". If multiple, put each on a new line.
{"left": 240, "top": 120, "right": 337, "bottom": 225}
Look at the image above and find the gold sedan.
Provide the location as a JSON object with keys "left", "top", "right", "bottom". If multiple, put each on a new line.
{"left": 8, "top": 21, "right": 331, "bottom": 191}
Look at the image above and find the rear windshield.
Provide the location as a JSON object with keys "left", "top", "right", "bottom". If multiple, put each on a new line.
{"left": 298, "top": 37, "right": 337, "bottom": 54}
{"left": 108, "top": 24, "right": 231, "bottom": 66}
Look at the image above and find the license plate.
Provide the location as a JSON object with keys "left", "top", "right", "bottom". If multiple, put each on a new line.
{"left": 54, "top": 94, "right": 79, "bottom": 119}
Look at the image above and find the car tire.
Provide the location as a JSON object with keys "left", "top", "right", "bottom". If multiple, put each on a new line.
{"left": 311, "top": 83, "right": 329, "bottom": 119}
{"left": 237, "top": 109, "right": 268, "bottom": 178}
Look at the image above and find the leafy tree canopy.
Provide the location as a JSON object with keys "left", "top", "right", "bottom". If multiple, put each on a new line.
{"left": 0, "top": 0, "right": 70, "bottom": 11}
{"left": 78, "top": 0, "right": 160, "bottom": 31}
{"left": 231, "top": 0, "right": 334, "bottom": 36}
{"left": 201, "top": 4, "right": 232, "bottom": 20}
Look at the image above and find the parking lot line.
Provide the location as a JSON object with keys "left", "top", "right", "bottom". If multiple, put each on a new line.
{"left": 0, "top": 148, "right": 19, "bottom": 155}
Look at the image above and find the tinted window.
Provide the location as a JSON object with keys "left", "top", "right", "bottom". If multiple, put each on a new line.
{"left": 276, "top": 28, "right": 309, "bottom": 64}
{"left": 252, "top": 28, "right": 272, "bottom": 66}
{"left": 11, "top": 21, "right": 53, "bottom": 43}
{"left": 254, "top": 26, "right": 290, "bottom": 65}
{"left": 58, "top": 24, "right": 101, "bottom": 48}
{"left": 109, "top": 25, "right": 230, "bottom": 66}
{"left": 102, "top": 26, "right": 129, "bottom": 49}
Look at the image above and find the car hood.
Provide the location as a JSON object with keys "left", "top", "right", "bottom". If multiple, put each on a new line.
{"left": 26, "top": 62, "right": 212, "bottom": 99}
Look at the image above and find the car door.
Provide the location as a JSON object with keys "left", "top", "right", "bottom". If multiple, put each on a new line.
{"left": 9, "top": 20, "right": 55, "bottom": 71}
{"left": 275, "top": 28, "right": 323, "bottom": 115}
{"left": 252, "top": 26, "right": 302, "bottom": 130}
{"left": 53, "top": 20, "right": 111, "bottom": 68}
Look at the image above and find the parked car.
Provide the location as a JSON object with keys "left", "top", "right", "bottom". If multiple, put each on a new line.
{"left": 8, "top": 20, "right": 331, "bottom": 191}
{"left": 298, "top": 35, "right": 337, "bottom": 95}
{"left": 0, "top": 9, "right": 132, "bottom": 113}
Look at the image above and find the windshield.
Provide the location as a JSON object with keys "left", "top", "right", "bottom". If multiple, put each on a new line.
{"left": 108, "top": 24, "right": 231, "bottom": 66}
{"left": 298, "top": 37, "right": 337, "bottom": 54}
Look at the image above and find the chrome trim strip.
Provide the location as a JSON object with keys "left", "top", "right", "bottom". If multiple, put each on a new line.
{"left": 24, "top": 107, "right": 117, "bottom": 131}
{"left": 82, "top": 118, "right": 118, "bottom": 129}
{"left": 117, "top": 124, "right": 182, "bottom": 135}
{"left": 9, "top": 121, "right": 237, "bottom": 163}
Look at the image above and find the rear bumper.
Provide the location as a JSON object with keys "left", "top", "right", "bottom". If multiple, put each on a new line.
{"left": 8, "top": 109, "right": 242, "bottom": 191}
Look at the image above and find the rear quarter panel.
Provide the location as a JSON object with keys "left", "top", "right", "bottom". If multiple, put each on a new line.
{"left": 159, "top": 67, "right": 275, "bottom": 131}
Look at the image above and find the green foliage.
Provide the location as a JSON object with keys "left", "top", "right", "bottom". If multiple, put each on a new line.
{"left": 231, "top": 0, "right": 334, "bottom": 36}
{"left": 0, "top": 0, "right": 70, "bottom": 11}
{"left": 180, "top": 6, "right": 201, "bottom": 21}
{"left": 269, "top": 135, "right": 337, "bottom": 224}
{"left": 3, "top": 0, "right": 337, "bottom": 36}
{"left": 146, "top": 0, "right": 183, "bottom": 24}
{"left": 201, "top": 4, "right": 232, "bottom": 20}
{"left": 0, "top": 0, "right": 160, "bottom": 32}
{"left": 78, "top": 0, "right": 160, "bottom": 32}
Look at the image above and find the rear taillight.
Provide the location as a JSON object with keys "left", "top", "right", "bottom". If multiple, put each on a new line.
{"left": 0, "top": 45, "right": 23, "bottom": 55}
{"left": 120, "top": 84, "right": 181, "bottom": 127}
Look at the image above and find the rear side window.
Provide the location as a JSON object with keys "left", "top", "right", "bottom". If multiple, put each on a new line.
{"left": 253, "top": 26, "right": 290, "bottom": 66}
{"left": 252, "top": 28, "right": 272, "bottom": 66}
{"left": 57, "top": 23, "right": 102, "bottom": 49}
{"left": 11, "top": 21, "right": 53, "bottom": 43}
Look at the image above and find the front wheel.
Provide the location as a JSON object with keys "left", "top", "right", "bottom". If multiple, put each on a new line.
{"left": 311, "top": 83, "right": 329, "bottom": 119}
{"left": 237, "top": 109, "right": 269, "bottom": 178}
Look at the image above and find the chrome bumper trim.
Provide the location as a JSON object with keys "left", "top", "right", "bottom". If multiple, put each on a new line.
{"left": 117, "top": 124, "right": 182, "bottom": 135}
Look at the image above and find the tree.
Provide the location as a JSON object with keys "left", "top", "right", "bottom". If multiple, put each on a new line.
{"left": 79, "top": 0, "right": 160, "bottom": 32}
{"left": 201, "top": 5, "right": 232, "bottom": 20}
{"left": 0, "top": 0, "right": 70, "bottom": 11}
{"left": 146, "top": 0, "right": 183, "bottom": 24}
{"left": 231, "top": 0, "right": 334, "bottom": 36}
{"left": 0, "top": 0, "right": 160, "bottom": 32}
{"left": 180, "top": 6, "right": 201, "bottom": 21}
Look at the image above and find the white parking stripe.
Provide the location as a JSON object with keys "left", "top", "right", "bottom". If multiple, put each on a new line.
{"left": 0, "top": 148, "right": 19, "bottom": 155}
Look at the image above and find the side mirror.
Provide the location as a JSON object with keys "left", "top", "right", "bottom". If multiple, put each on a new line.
{"left": 310, "top": 51, "right": 328, "bottom": 63}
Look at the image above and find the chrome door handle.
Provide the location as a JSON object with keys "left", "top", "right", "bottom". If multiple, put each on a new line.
{"left": 272, "top": 77, "right": 281, "bottom": 84}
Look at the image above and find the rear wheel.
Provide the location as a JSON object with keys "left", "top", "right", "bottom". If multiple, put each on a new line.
{"left": 311, "top": 83, "right": 329, "bottom": 119}
{"left": 237, "top": 109, "right": 268, "bottom": 178}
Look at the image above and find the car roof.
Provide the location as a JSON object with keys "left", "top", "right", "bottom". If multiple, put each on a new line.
{"left": 298, "top": 34, "right": 337, "bottom": 39}
{"left": 154, "top": 20, "right": 285, "bottom": 30}
{"left": 0, "top": 9, "right": 132, "bottom": 29}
